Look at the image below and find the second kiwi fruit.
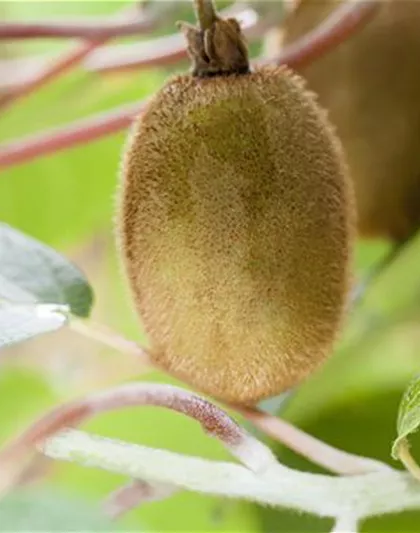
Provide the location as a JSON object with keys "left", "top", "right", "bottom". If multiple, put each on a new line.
{"left": 281, "top": 0, "right": 420, "bottom": 244}
{"left": 116, "top": 0, "right": 355, "bottom": 405}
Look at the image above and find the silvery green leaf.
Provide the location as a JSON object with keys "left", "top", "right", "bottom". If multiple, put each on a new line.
{"left": 0, "top": 223, "right": 93, "bottom": 317}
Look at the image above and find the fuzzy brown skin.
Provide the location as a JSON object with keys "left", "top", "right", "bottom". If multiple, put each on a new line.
{"left": 282, "top": 0, "right": 420, "bottom": 242}
{"left": 117, "top": 66, "right": 354, "bottom": 405}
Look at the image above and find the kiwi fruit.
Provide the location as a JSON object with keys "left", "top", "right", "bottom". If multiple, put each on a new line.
{"left": 116, "top": 0, "right": 355, "bottom": 405}
{"left": 281, "top": 0, "right": 420, "bottom": 243}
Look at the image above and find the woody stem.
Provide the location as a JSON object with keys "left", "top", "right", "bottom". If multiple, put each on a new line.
{"left": 193, "top": 0, "right": 217, "bottom": 30}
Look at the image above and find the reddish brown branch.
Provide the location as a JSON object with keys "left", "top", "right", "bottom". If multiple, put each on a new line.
{"left": 0, "top": 100, "right": 146, "bottom": 168}
{"left": 0, "top": 39, "right": 106, "bottom": 110}
{"left": 263, "top": 0, "right": 380, "bottom": 68}
{"left": 104, "top": 480, "right": 177, "bottom": 519}
{"left": 85, "top": 33, "right": 188, "bottom": 73}
{"left": 0, "top": 0, "right": 380, "bottom": 169}
{"left": 0, "top": 4, "right": 149, "bottom": 111}
{"left": 83, "top": 5, "right": 261, "bottom": 73}
{"left": 0, "top": 12, "right": 154, "bottom": 40}
{"left": 238, "top": 407, "right": 391, "bottom": 475}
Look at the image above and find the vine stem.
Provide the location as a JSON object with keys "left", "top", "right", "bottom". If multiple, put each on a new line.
{"left": 0, "top": 12, "right": 154, "bottom": 40}
{"left": 259, "top": 0, "right": 379, "bottom": 67}
{"left": 0, "top": 39, "right": 105, "bottom": 110}
{"left": 86, "top": 0, "right": 377, "bottom": 74}
{"left": 68, "top": 319, "right": 389, "bottom": 476}
{"left": 238, "top": 407, "right": 391, "bottom": 475}
{"left": 39, "top": 428, "right": 420, "bottom": 521}
{"left": 397, "top": 439, "right": 420, "bottom": 481}
{"left": 0, "top": 100, "right": 146, "bottom": 168}
{"left": 0, "top": 0, "right": 379, "bottom": 169}
{"left": 83, "top": 4, "right": 260, "bottom": 74}
{"left": 0, "top": 4, "right": 147, "bottom": 111}
{"left": 103, "top": 480, "right": 177, "bottom": 519}
{"left": 194, "top": 0, "right": 217, "bottom": 31}
{"left": 69, "top": 318, "right": 151, "bottom": 368}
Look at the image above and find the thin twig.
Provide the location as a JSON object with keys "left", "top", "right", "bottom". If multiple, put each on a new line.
{"left": 0, "top": 39, "right": 105, "bottom": 110}
{"left": 0, "top": 1, "right": 380, "bottom": 168}
{"left": 104, "top": 480, "right": 177, "bottom": 519}
{"left": 85, "top": 0, "right": 377, "bottom": 73}
{"left": 0, "top": 4, "right": 146, "bottom": 111}
{"left": 238, "top": 406, "right": 392, "bottom": 475}
{"left": 70, "top": 318, "right": 151, "bottom": 367}
{"left": 83, "top": 4, "right": 260, "bottom": 73}
{"left": 262, "top": 0, "right": 380, "bottom": 68}
{"left": 0, "top": 100, "right": 145, "bottom": 168}
{"left": 0, "top": 11, "right": 154, "bottom": 40}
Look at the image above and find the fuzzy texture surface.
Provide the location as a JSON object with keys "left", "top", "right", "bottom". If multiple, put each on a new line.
{"left": 117, "top": 66, "right": 354, "bottom": 405}
{"left": 282, "top": 0, "right": 420, "bottom": 242}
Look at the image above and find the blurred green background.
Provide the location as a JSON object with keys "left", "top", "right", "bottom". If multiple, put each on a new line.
{"left": 1, "top": 2, "right": 420, "bottom": 531}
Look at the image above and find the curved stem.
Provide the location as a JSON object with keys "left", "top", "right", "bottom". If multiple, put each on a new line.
{"left": 0, "top": 100, "right": 145, "bottom": 168}
{"left": 397, "top": 439, "right": 420, "bottom": 481}
{"left": 238, "top": 406, "right": 391, "bottom": 475}
{"left": 194, "top": 0, "right": 217, "bottom": 31}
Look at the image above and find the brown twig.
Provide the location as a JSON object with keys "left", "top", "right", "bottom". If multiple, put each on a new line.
{"left": 84, "top": 0, "right": 377, "bottom": 74}
{"left": 238, "top": 406, "right": 392, "bottom": 475}
{"left": 0, "top": 12, "right": 154, "bottom": 40}
{"left": 262, "top": 0, "right": 380, "bottom": 68}
{"left": 0, "top": 4, "right": 150, "bottom": 111}
{"left": 83, "top": 4, "right": 261, "bottom": 73}
{"left": 0, "top": 0, "right": 380, "bottom": 169}
{"left": 0, "top": 39, "right": 106, "bottom": 110}
{"left": 0, "top": 100, "right": 146, "bottom": 168}
{"left": 84, "top": 33, "right": 188, "bottom": 73}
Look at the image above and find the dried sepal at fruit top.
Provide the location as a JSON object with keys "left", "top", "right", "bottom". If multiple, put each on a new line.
{"left": 116, "top": 0, "right": 355, "bottom": 405}
{"left": 176, "top": 0, "right": 249, "bottom": 77}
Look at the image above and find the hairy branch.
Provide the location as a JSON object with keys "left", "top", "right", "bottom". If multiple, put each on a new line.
{"left": 39, "top": 428, "right": 420, "bottom": 522}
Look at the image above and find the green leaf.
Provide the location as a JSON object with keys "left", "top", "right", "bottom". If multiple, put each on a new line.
{"left": 392, "top": 374, "right": 420, "bottom": 459}
{"left": 0, "top": 223, "right": 93, "bottom": 317}
{"left": 0, "top": 489, "right": 120, "bottom": 531}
